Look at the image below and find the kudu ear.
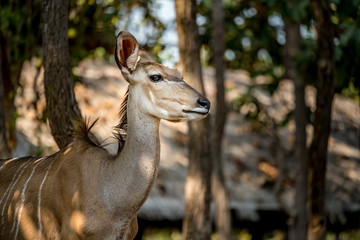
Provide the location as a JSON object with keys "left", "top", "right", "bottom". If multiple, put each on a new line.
{"left": 115, "top": 31, "right": 140, "bottom": 80}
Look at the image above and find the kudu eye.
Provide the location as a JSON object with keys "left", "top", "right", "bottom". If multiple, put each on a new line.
{"left": 149, "top": 74, "right": 163, "bottom": 82}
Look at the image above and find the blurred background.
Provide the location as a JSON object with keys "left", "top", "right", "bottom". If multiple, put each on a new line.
{"left": 0, "top": 0, "right": 359, "bottom": 239}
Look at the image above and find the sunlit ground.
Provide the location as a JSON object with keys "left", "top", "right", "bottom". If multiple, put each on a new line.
{"left": 141, "top": 228, "right": 360, "bottom": 240}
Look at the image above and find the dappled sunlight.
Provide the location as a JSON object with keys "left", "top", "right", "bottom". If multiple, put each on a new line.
{"left": 71, "top": 191, "right": 80, "bottom": 205}
{"left": 18, "top": 61, "right": 355, "bottom": 229}
{"left": 183, "top": 174, "right": 206, "bottom": 205}
{"left": 63, "top": 146, "right": 72, "bottom": 155}
{"left": 20, "top": 205, "right": 42, "bottom": 240}
{"left": 70, "top": 210, "right": 85, "bottom": 235}
{"left": 9, "top": 59, "right": 359, "bottom": 236}
{"left": 347, "top": 168, "right": 360, "bottom": 182}
{"left": 329, "top": 137, "right": 360, "bottom": 160}
{"left": 40, "top": 207, "right": 60, "bottom": 239}
{"left": 259, "top": 162, "right": 278, "bottom": 179}
{"left": 1, "top": 0, "right": 358, "bottom": 238}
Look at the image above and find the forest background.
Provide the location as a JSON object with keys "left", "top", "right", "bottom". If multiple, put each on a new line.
{"left": 0, "top": 0, "right": 359, "bottom": 239}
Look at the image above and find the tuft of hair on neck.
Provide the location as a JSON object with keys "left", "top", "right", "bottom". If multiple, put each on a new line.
{"left": 72, "top": 90, "right": 129, "bottom": 154}
{"left": 73, "top": 118, "right": 104, "bottom": 148}
{"left": 113, "top": 88, "right": 129, "bottom": 154}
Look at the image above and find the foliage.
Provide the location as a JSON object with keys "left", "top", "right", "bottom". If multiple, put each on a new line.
{"left": 0, "top": 0, "right": 42, "bottom": 80}
{"left": 142, "top": 228, "right": 182, "bottom": 240}
{"left": 332, "top": 0, "right": 360, "bottom": 98}
{"left": 2, "top": 0, "right": 357, "bottom": 99}
{"left": 0, "top": 0, "right": 165, "bottom": 74}
{"left": 327, "top": 230, "right": 360, "bottom": 240}
{"left": 68, "top": 0, "right": 166, "bottom": 66}
{"left": 230, "top": 87, "right": 265, "bottom": 123}
{"left": 296, "top": 0, "right": 360, "bottom": 97}
{"left": 197, "top": 0, "right": 359, "bottom": 101}
{"left": 0, "top": 0, "right": 167, "bottom": 145}
{"left": 198, "top": 0, "right": 285, "bottom": 85}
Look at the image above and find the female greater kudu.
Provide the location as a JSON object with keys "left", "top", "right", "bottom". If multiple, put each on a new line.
{"left": 0, "top": 31, "right": 210, "bottom": 240}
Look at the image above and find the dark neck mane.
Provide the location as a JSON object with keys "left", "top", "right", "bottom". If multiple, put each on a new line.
{"left": 73, "top": 88, "right": 129, "bottom": 154}
{"left": 114, "top": 88, "right": 129, "bottom": 153}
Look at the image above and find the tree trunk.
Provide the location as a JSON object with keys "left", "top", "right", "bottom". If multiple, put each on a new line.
{"left": 175, "top": 1, "right": 212, "bottom": 240}
{"left": 0, "top": 54, "right": 10, "bottom": 158}
{"left": 211, "top": 0, "right": 231, "bottom": 239}
{"left": 0, "top": 32, "right": 18, "bottom": 152}
{"left": 308, "top": 0, "right": 335, "bottom": 239}
{"left": 43, "top": 0, "right": 82, "bottom": 149}
{"left": 284, "top": 20, "right": 308, "bottom": 240}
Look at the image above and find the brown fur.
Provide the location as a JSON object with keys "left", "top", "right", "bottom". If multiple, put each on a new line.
{"left": 73, "top": 118, "right": 102, "bottom": 148}
{"left": 0, "top": 31, "right": 209, "bottom": 240}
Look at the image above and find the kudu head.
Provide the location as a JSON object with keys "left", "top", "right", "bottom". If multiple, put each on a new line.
{"left": 115, "top": 31, "right": 210, "bottom": 122}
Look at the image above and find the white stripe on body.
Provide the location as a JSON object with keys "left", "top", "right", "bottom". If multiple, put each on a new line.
{"left": 37, "top": 157, "right": 55, "bottom": 236}
{"left": 0, "top": 160, "right": 33, "bottom": 237}
{"left": 0, "top": 160, "right": 32, "bottom": 206}
{"left": 0, "top": 158, "right": 18, "bottom": 173}
{"left": 13, "top": 157, "right": 44, "bottom": 239}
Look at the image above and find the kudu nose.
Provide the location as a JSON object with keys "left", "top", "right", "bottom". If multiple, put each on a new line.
{"left": 197, "top": 98, "right": 210, "bottom": 110}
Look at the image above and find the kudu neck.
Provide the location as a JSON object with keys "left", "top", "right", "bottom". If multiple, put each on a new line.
{"left": 122, "top": 88, "right": 160, "bottom": 150}
{"left": 108, "top": 87, "right": 161, "bottom": 214}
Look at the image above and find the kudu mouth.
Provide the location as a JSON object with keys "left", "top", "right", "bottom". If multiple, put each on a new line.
{"left": 182, "top": 97, "right": 210, "bottom": 116}
{"left": 182, "top": 109, "right": 208, "bottom": 115}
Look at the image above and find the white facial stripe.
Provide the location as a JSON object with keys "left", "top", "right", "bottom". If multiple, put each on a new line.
{"left": 147, "top": 71, "right": 160, "bottom": 75}
{"left": 166, "top": 80, "right": 186, "bottom": 85}
{"left": 149, "top": 90, "right": 155, "bottom": 103}
{"left": 160, "top": 109, "right": 169, "bottom": 117}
